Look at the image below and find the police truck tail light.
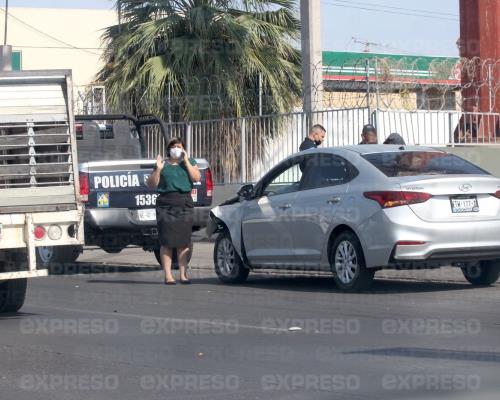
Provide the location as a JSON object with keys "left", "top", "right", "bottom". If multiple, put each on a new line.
{"left": 364, "top": 191, "right": 432, "bottom": 208}
{"left": 75, "top": 123, "right": 83, "bottom": 139}
{"left": 79, "top": 172, "right": 89, "bottom": 202}
{"left": 34, "top": 226, "right": 46, "bottom": 240}
{"left": 205, "top": 168, "right": 213, "bottom": 198}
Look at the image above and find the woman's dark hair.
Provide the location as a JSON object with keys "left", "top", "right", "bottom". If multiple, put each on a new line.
{"left": 383, "top": 133, "right": 406, "bottom": 145}
{"left": 166, "top": 137, "right": 185, "bottom": 152}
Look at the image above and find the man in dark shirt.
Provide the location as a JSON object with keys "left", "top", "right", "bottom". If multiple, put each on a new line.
{"left": 360, "top": 124, "right": 378, "bottom": 144}
{"left": 299, "top": 124, "right": 326, "bottom": 151}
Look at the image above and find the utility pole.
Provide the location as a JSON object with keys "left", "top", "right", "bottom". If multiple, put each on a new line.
{"left": 300, "top": 0, "right": 323, "bottom": 124}
{"left": 3, "top": 0, "right": 8, "bottom": 45}
{"left": 0, "top": 0, "right": 12, "bottom": 71}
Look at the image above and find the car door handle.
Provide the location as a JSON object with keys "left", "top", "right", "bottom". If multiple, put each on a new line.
{"left": 279, "top": 203, "right": 292, "bottom": 210}
{"left": 327, "top": 197, "right": 341, "bottom": 204}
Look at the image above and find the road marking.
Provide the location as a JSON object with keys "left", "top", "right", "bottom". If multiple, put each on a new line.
{"left": 24, "top": 304, "right": 293, "bottom": 334}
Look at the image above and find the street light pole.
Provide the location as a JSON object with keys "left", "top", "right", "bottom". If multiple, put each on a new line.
{"left": 300, "top": 0, "right": 323, "bottom": 125}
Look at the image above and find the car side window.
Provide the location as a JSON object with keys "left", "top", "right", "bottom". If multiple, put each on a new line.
{"left": 262, "top": 161, "right": 303, "bottom": 197}
{"left": 300, "top": 154, "right": 358, "bottom": 191}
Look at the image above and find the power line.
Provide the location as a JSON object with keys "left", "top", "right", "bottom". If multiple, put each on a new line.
{"left": 0, "top": 7, "right": 101, "bottom": 56}
{"left": 332, "top": 0, "right": 458, "bottom": 18}
{"left": 14, "top": 45, "right": 104, "bottom": 50}
{"left": 321, "top": 1, "right": 459, "bottom": 21}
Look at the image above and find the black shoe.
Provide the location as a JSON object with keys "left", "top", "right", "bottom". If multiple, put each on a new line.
{"left": 164, "top": 280, "right": 177, "bottom": 285}
{"left": 180, "top": 279, "right": 191, "bottom": 285}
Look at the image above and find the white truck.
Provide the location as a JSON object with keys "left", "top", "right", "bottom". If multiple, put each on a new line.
{"left": 0, "top": 70, "right": 84, "bottom": 312}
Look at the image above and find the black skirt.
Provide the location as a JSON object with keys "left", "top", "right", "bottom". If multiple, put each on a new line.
{"left": 156, "top": 192, "right": 194, "bottom": 248}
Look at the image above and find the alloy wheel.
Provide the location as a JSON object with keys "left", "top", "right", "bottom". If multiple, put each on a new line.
{"left": 217, "top": 238, "right": 236, "bottom": 276}
{"left": 334, "top": 240, "right": 358, "bottom": 284}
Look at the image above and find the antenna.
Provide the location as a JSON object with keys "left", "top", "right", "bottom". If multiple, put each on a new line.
{"left": 351, "top": 36, "right": 383, "bottom": 53}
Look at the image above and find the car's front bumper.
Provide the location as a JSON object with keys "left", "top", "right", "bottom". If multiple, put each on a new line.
{"left": 358, "top": 207, "right": 500, "bottom": 268}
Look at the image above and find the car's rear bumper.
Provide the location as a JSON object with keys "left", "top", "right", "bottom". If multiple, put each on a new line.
{"left": 358, "top": 207, "right": 500, "bottom": 268}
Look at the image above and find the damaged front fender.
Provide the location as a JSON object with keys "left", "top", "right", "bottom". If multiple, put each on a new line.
{"left": 206, "top": 203, "right": 245, "bottom": 260}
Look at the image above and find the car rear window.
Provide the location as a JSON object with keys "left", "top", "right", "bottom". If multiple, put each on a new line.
{"left": 362, "top": 151, "right": 489, "bottom": 177}
{"left": 77, "top": 121, "right": 143, "bottom": 162}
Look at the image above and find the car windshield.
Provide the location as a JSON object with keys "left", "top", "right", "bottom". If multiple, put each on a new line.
{"left": 362, "top": 151, "right": 489, "bottom": 177}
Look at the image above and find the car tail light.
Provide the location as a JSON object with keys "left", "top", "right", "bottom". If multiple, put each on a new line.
{"left": 79, "top": 172, "right": 89, "bottom": 202}
{"left": 364, "top": 191, "right": 432, "bottom": 208}
{"left": 491, "top": 190, "right": 500, "bottom": 199}
{"left": 205, "top": 168, "right": 213, "bottom": 198}
{"left": 34, "top": 226, "right": 46, "bottom": 240}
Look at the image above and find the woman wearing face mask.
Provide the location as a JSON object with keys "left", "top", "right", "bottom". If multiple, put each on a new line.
{"left": 147, "top": 137, "right": 201, "bottom": 284}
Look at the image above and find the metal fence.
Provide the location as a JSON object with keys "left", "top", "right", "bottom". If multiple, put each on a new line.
{"left": 142, "top": 108, "right": 500, "bottom": 184}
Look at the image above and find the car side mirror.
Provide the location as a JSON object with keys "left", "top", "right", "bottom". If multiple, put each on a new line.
{"left": 237, "top": 184, "right": 254, "bottom": 199}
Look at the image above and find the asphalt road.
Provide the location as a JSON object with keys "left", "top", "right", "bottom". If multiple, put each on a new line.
{"left": 1, "top": 244, "right": 499, "bottom": 400}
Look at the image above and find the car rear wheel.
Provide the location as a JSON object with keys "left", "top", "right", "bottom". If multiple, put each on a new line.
{"left": 153, "top": 242, "right": 193, "bottom": 270}
{"left": 331, "top": 232, "right": 374, "bottom": 292}
{"left": 214, "top": 232, "right": 249, "bottom": 283}
{"left": 461, "top": 261, "right": 500, "bottom": 286}
{"left": 0, "top": 279, "right": 27, "bottom": 313}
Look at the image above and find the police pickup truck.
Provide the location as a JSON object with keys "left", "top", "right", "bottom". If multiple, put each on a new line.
{"left": 37, "top": 115, "right": 213, "bottom": 266}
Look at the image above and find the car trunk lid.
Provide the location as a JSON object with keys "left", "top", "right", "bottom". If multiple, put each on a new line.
{"left": 397, "top": 175, "right": 500, "bottom": 222}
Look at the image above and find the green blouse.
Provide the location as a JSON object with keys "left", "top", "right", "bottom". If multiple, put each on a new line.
{"left": 154, "top": 158, "right": 197, "bottom": 194}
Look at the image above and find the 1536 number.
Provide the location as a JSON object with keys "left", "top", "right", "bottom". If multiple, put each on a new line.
{"left": 135, "top": 194, "right": 159, "bottom": 206}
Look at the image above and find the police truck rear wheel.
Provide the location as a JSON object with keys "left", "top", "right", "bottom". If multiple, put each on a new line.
{"left": 36, "top": 246, "right": 82, "bottom": 269}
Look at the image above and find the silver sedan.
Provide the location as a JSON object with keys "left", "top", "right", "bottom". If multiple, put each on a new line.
{"left": 207, "top": 145, "right": 500, "bottom": 291}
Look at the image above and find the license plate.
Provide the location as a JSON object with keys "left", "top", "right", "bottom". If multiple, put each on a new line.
{"left": 450, "top": 196, "right": 479, "bottom": 213}
{"left": 137, "top": 209, "right": 157, "bottom": 221}
{"left": 191, "top": 188, "right": 198, "bottom": 202}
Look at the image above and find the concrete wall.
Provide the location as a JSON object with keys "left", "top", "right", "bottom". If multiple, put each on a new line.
{"left": 2, "top": 7, "right": 116, "bottom": 86}
{"left": 436, "top": 146, "right": 500, "bottom": 177}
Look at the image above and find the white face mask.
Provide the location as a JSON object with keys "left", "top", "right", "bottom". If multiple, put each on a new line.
{"left": 169, "top": 147, "right": 183, "bottom": 159}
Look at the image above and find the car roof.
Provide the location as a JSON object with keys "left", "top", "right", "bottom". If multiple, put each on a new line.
{"left": 340, "top": 144, "right": 443, "bottom": 155}
{"left": 301, "top": 144, "right": 446, "bottom": 156}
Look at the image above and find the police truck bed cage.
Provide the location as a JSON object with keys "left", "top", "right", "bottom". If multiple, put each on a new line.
{"left": 0, "top": 70, "right": 80, "bottom": 214}
{"left": 74, "top": 114, "right": 169, "bottom": 158}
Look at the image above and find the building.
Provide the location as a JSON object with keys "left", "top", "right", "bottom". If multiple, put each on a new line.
{"left": 322, "top": 51, "right": 461, "bottom": 111}
{"left": 0, "top": 6, "right": 117, "bottom": 112}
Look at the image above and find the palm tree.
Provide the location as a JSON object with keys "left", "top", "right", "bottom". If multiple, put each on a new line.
{"left": 98, "top": 0, "right": 302, "bottom": 122}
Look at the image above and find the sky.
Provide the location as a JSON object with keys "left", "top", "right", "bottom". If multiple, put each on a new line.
{"left": 6, "top": 0, "right": 460, "bottom": 56}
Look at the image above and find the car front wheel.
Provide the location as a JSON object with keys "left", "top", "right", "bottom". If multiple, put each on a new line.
{"left": 214, "top": 232, "right": 249, "bottom": 283}
{"left": 462, "top": 261, "right": 500, "bottom": 286}
{"left": 331, "top": 232, "right": 374, "bottom": 292}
